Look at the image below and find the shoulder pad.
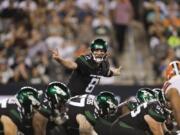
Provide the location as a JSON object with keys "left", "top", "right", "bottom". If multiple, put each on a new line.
{"left": 83, "top": 55, "right": 91, "bottom": 60}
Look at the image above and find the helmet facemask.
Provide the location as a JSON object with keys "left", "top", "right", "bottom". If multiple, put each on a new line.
{"left": 152, "top": 88, "right": 167, "bottom": 107}
{"left": 28, "top": 95, "right": 41, "bottom": 107}
{"left": 50, "top": 93, "right": 67, "bottom": 113}
{"left": 91, "top": 50, "right": 107, "bottom": 63}
{"left": 90, "top": 38, "right": 108, "bottom": 63}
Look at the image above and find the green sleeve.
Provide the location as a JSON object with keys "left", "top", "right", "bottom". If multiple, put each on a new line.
{"left": 148, "top": 105, "right": 166, "bottom": 122}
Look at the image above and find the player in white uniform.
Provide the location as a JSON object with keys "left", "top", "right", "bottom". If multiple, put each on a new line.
{"left": 163, "top": 60, "right": 180, "bottom": 128}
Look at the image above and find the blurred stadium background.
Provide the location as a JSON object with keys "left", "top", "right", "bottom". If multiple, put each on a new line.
{"left": 0, "top": 0, "right": 180, "bottom": 99}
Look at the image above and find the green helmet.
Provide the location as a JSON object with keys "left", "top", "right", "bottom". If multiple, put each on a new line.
{"left": 152, "top": 88, "right": 171, "bottom": 119}
{"left": 46, "top": 81, "right": 71, "bottom": 108}
{"left": 90, "top": 38, "right": 108, "bottom": 63}
{"left": 94, "top": 91, "right": 118, "bottom": 119}
{"left": 16, "top": 86, "right": 40, "bottom": 114}
{"left": 90, "top": 38, "right": 108, "bottom": 53}
{"left": 152, "top": 88, "right": 166, "bottom": 106}
{"left": 136, "top": 88, "right": 156, "bottom": 103}
{"left": 126, "top": 96, "right": 139, "bottom": 110}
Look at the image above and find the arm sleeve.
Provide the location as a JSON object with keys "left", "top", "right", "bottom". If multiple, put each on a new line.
{"left": 94, "top": 118, "right": 111, "bottom": 135}
{"left": 75, "top": 57, "right": 82, "bottom": 69}
{"left": 147, "top": 102, "right": 166, "bottom": 123}
{"left": 75, "top": 56, "right": 88, "bottom": 74}
{"left": 101, "top": 60, "right": 112, "bottom": 77}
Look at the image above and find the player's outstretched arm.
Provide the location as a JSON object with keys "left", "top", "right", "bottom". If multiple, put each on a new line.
{"left": 33, "top": 112, "right": 48, "bottom": 135}
{"left": 166, "top": 88, "right": 180, "bottom": 128}
{"left": 1, "top": 115, "right": 18, "bottom": 135}
{"left": 49, "top": 48, "right": 77, "bottom": 70}
{"left": 76, "top": 114, "right": 97, "bottom": 135}
{"left": 144, "top": 115, "right": 164, "bottom": 135}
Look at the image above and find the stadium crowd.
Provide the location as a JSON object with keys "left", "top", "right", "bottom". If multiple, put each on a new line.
{"left": 0, "top": 1, "right": 180, "bottom": 135}
{"left": 0, "top": 0, "right": 179, "bottom": 85}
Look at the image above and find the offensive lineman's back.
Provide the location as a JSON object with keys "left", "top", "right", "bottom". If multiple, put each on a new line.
{"left": 112, "top": 100, "right": 167, "bottom": 135}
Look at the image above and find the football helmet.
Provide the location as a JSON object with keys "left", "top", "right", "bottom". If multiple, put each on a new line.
{"left": 90, "top": 38, "right": 108, "bottom": 63}
{"left": 94, "top": 91, "right": 118, "bottom": 119}
{"left": 16, "top": 86, "right": 40, "bottom": 114}
{"left": 46, "top": 81, "right": 71, "bottom": 108}
{"left": 136, "top": 88, "right": 156, "bottom": 103}
{"left": 152, "top": 88, "right": 166, "bottom": 106}
{"left": 126, "top": 96, "right": 139, "bottom": 110}
{"left": 165, "top": 60, "right": 180, "bottom": 80}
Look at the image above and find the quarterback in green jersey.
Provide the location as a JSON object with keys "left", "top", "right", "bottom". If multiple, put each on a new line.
{"left": 50, "top": 38, "right": 121, "bottom": 96}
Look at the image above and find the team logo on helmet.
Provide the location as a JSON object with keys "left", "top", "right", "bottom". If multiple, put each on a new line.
{"left": 91, "top": 38, "right": 108, "bottom": 52}
{"left": 46, "top": 81, "right": 71, "bottom": 106}
{"left": 136, "top": 88, "right": 156, "bottom": 103}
